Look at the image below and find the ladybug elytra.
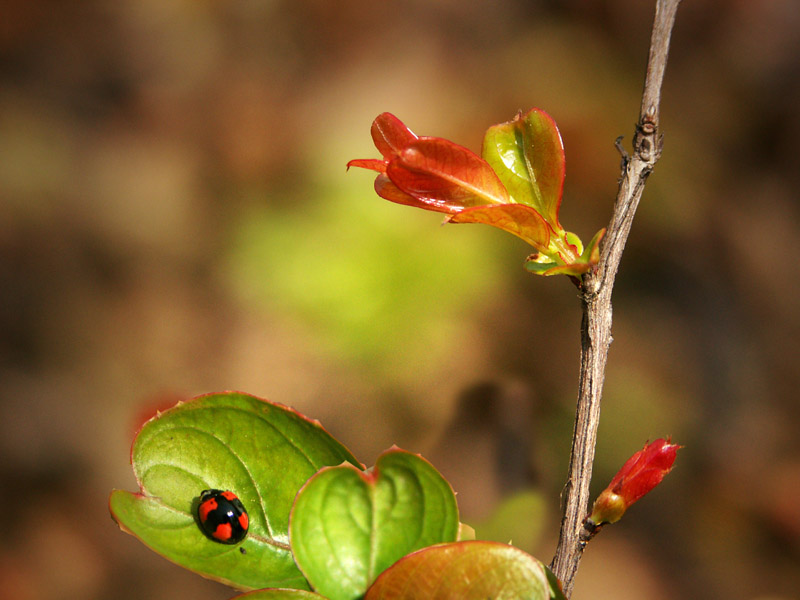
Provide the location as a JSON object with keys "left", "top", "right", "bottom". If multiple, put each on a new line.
{"left": 196, "top": 489, "right": 249, "bottom": 544}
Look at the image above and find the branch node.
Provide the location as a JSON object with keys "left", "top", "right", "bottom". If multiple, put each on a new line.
{"left": 634, "top": 119, "right": 660, "bottom": 162}
{"left": 581, "top": 518, "right": 601, "bottom": 543}
{"left": 642, "top": 105, "right": 658, "bottom": 131}
{"left": 614, "top": 136, "right": 629, "bottom": 175}
{"left": 581, "top": 275, "right": 601, "bottom": 300}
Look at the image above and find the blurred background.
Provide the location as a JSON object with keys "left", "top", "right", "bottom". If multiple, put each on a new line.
{"left": 1, "top": 0, "right": 799, "bottom": 598}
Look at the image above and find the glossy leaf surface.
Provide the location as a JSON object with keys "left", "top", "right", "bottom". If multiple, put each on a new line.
{"left": 109, "top": 392, "right": 361, "bottom": 591}
{"left": 385, "top": 138, "right": 511, "bottom": 212}
{"left": 589, "top": 437, "right": 680, "bottom": 525}
{"left": 364, "top": 541, "right": 555, "bottom": 600}
{"left": 290, "top": 449, "right": 459, "bottom": 600}
{"left": 482, "top": 108, "right": 565, "bottom": 229}
{"left": 348, "top": 114, "right": 511, "bottom": 214}
{"left": 230, "top": 590, "right": 329, "bottom": 600}
{"left": 371, "top": 112, "right": 418, "bottom": 160}
{"left": 448, "top": 204, "right": 551, "bottom": 252}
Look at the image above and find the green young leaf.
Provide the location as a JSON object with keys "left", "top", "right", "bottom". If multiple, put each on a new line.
{"left": 482, "top": 108, "right": 566, "bottom": 231}
{"left": 524, "top": 228, "right": 605, "bottom": 277}
{"left": 290, "top": 448, "right": 459, "bottom": 600}
{"left": 580, "top": 227, "right": 605, "bottom": 264}
{"left": 109, "top": 392, "right": 361, "bottom": 591}
{"left": 565, "top": 231, "right": 584, "bottom": 256}
{"left": 229, "top": 590, "right": 330, "bottom": 600}
{"left": 364, "top": 540, "right": 553, "bottom": 600}
{"left": 524, "top": 257, "right": 588, "bottom": 277}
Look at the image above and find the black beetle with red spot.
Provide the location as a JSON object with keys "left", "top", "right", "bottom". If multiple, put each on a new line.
{"left": 196, "top": 489, "right": 249, "bottom": 545}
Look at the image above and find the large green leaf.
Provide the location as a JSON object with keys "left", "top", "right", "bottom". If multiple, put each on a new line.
{"left": 482, "top": 108, "right": 566, "bottom": 230}
{"left": 364, "top": 541, "right": 557, "bottom": 600}
{"left": 109, "top": 392, "right": 361, "bottom": 591}
{"left": 229, "top": 591, "right": 329, "bottom": 599}
{"left": 290, "top": 448, "right": 459, "bottom": 600}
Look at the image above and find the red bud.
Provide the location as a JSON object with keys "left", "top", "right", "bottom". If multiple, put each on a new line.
{"left": 589, "top": 438, "right": 680, "bottom": 525}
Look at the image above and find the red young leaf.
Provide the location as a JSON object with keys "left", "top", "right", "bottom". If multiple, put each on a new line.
{"left": 449, "top": 204, "right": 551, "bottom": 252}
{"left": 373, "top": 174, "right": 439, "bottom": 211}
{"left": 371, "top": 112, "right": 418, "bottom": 160}
{"left": 346, "top": 158, "right": 388, "bottom": 173}
{"left": 364, "top": 540, "right": 552, "bottom": 600}
{"left": 386, "top": 138, "right": 511, "bottom": 212}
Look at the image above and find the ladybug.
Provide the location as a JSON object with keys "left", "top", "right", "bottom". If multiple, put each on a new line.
{"left": 196, "top": 489, "right": 249, "bottom": 545}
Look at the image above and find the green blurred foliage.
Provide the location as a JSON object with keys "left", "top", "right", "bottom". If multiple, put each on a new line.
{"left": 471, "top": 489, "right": 548, "bottom": 554}
{"left": 225, "top": 176, "right": 507, "bottom": 383}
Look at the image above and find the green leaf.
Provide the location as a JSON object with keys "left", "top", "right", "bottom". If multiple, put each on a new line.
{"left": 580, "top": 227, "right": 605, "bottom": 264}
{"left": 364, "top": 541, "right": 552, "bottom": 600}
{"left": 229, "top": 590, "right": 329, "bottom": 600}
{"left": 290, "top": 448, "right": 459, "bottom": 600}
{"left": 524, "top": 228, "right": 605, "bottom": 277}
{"left": 546, "top": 566, "right": 569, "bottom": 600}
{"left": 109, "top": 392, "right": 361, "bottom": 591}
{"left": 565, "top": 231, "right": 584, "bottom": 256}
{"left": 524, "top": 257, "right": 589, "bottom": 277}
{"left": 482, "top": 108, "right": 565, "bottom": 230}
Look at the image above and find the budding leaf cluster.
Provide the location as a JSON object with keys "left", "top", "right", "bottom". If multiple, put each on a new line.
{"left": 348, "top": 109, "right": 605, "bottom": 277}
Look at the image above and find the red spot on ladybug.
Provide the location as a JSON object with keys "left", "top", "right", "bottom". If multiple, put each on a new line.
{"left": 196, "top": 489, "right": 249, "bottom": 545}
{"left": 213, "top": 522, "right": 233, "bottom": 541}
{"left": 198, "top": 497, "right": 217, "bottom": 522}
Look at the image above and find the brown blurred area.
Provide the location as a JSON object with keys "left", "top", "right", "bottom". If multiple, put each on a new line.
{"left": 1, "top": 0, "right": 799, "bottom": 598}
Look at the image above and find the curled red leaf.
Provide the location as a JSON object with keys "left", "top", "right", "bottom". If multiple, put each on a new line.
{"left": 371, "top": 112, "right": 418, "bottom": 160}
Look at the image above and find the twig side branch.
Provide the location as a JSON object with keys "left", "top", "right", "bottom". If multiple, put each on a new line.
{"left": 549, "top": 1, "right": 682, "bottom": 596}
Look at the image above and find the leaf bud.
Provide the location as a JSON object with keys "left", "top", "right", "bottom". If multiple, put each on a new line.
{"left": 588, "top": 438, "right": 680, "bottom": 526}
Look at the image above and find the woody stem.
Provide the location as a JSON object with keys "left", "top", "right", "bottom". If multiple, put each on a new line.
{"left": 548, "top": 0, "right": 682, "bottom": 596}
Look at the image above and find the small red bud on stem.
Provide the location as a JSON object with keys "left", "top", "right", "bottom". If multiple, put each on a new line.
{"left": 587, "top": 438, "right": 680, "bottom": 529}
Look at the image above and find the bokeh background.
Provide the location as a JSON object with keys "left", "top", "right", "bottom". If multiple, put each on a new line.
{"left": 1, "top": 0, "right": 799, "bottom": 598}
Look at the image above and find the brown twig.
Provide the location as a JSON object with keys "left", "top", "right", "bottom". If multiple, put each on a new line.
{"left": 548, "top": 0, "right": 682, "bottom": 596}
